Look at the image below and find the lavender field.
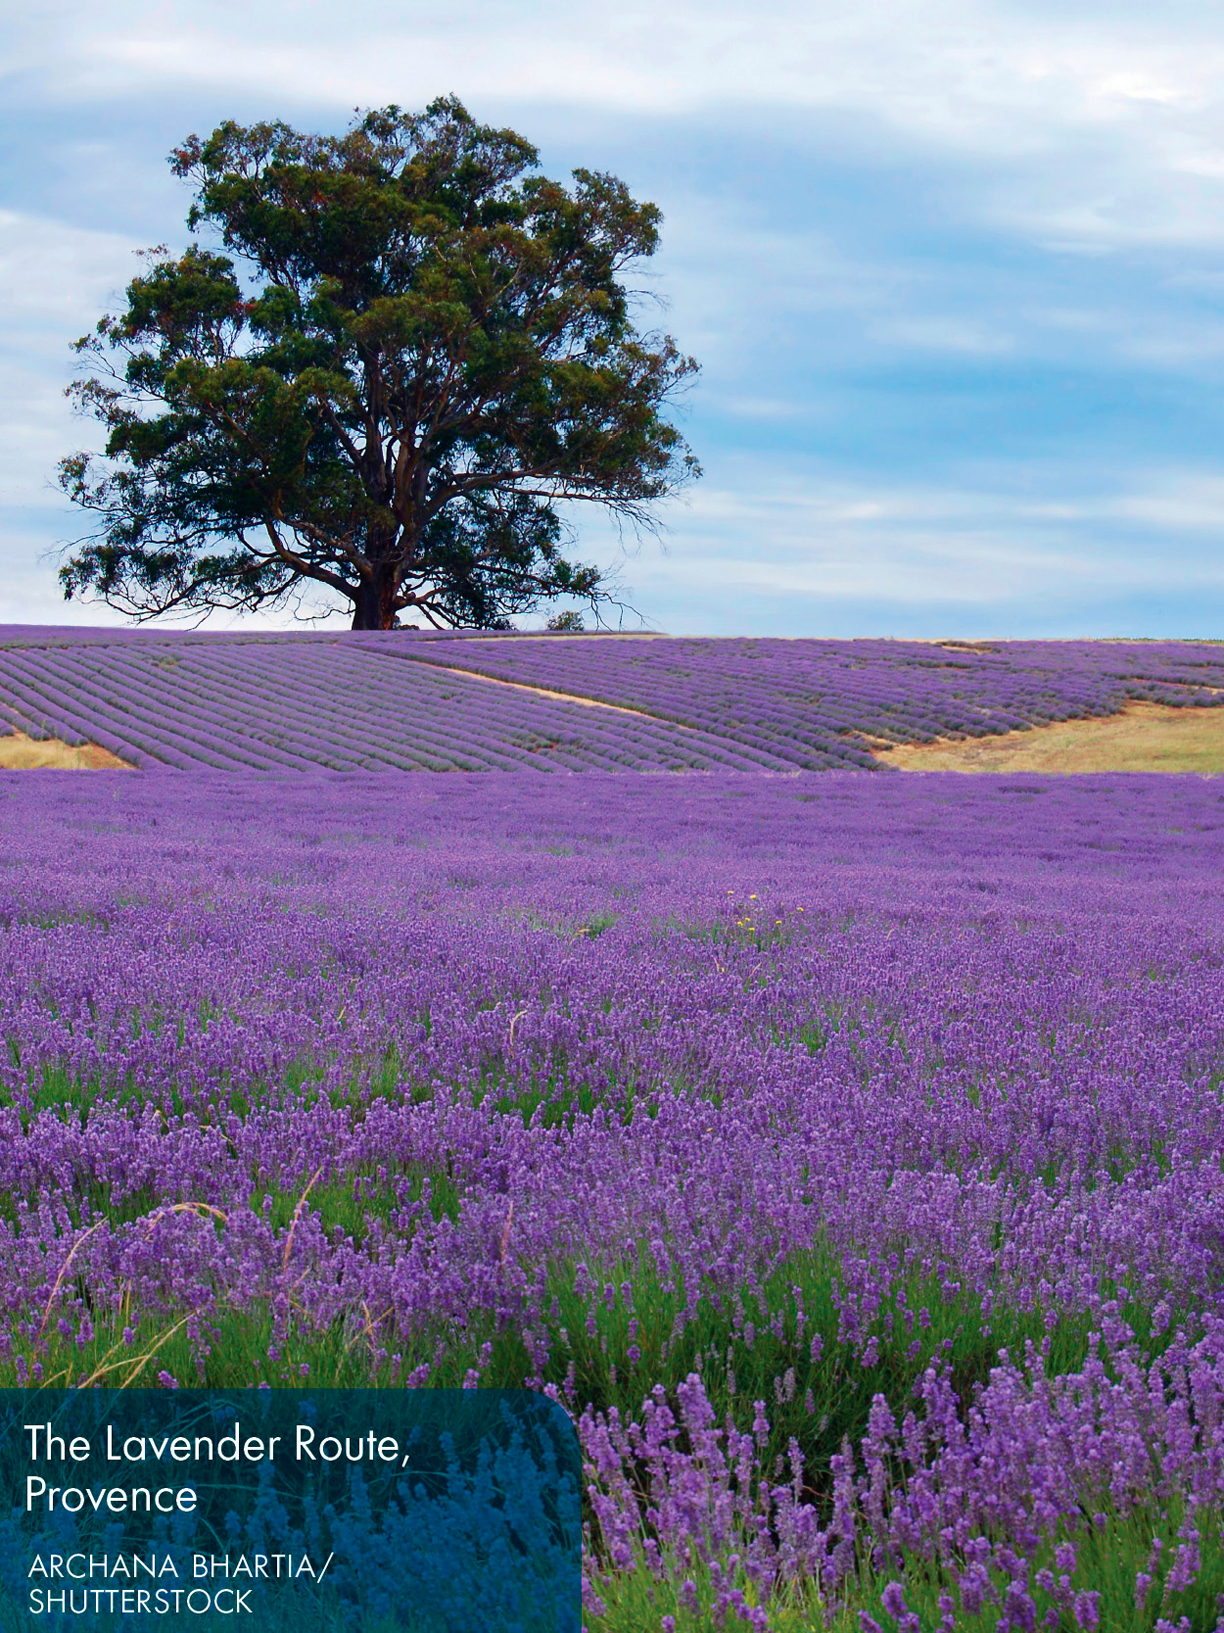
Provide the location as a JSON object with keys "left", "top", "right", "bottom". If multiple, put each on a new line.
{"left": 408, "top": 635, "right": 1224, "bottom": 767}
{"left": 0, "top": 629, "right": 763, "bottom": 772}
{"left": 5, "top": 767, "right": 1224, "bottom": 1631}
{"left": 0, "top": 629, "right": 1222, "bottom": 770}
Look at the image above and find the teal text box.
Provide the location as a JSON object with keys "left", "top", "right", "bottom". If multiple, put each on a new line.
{"left": 0, "top": 1389, "right": 581, "bottom": 1631}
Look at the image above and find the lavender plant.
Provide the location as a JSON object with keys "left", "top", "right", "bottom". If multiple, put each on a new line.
{"left": 406, "top": 633, "right": 1224, "bottom": 768}
{"left": 0, "top": 629, "right": 1221, "bottom": 772}
{"left": 2, "top": 767, "right": 1224, "bottom": 1627}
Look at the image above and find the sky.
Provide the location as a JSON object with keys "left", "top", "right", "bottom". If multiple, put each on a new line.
{"left": 4, "top": 0, "right": 1224, "bottom": 637}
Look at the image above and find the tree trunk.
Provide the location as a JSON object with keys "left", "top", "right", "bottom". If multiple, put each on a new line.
{"left": 350, "top": 576, "right": 398, "bottom": 630}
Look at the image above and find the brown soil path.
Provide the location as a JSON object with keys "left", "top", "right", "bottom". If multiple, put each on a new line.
{"left": 0, "top": 732, "right": 133, "bottom": 769}
{"left": 873, "top": 701, "right": 1224, "bottom": 773}
{"left": 422, "top": 662, "right": 693, "bottom": 726}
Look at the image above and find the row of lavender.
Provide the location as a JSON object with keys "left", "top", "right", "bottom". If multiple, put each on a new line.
{"left": 4, "top": 772, "right": 1224, "bottom": 1629}
{"left": 1, "top": 630, "right": 1222, "bottom": 771}
{"left": 0, "top": 640, "right": 775, "bottom": 772}
{"left": 406, "top": 635, "right": 1224, "bottom": 768}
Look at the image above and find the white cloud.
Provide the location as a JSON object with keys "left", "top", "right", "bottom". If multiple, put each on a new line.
{"left": 7, "top": 0, "right": 1220, "bottom": 260}
{"left": 0, "top": 209, "right": 136, "bottom": 338}
{"left": 606, "top": 461, "right": 1224, "bottom": 620}
{"left": 1108, "top": 474, "right": 1224, "bottom": 528}
{"left": 869, "top": 315, "right": 1016, "bottom": 354}
{"left": 2, "top": 3, "right": 1212, "bottom": 136}
{"left": 0, "top": 211, "right": 139, "bottom": 506}
{"left": 33, "top": 3, "right": 1216, "bottom": 145}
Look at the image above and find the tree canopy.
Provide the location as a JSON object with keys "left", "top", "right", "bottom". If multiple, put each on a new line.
{"left": 59, "top": 98, "right": 699, "bottom": 630}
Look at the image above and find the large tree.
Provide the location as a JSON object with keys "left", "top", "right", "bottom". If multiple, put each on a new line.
{"left": 59, "top": 99, "right": 698, "bottom": 630}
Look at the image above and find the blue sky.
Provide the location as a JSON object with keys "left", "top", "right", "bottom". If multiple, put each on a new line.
{"left": 4, "top": 0, "right": 1224, "bottom": 636}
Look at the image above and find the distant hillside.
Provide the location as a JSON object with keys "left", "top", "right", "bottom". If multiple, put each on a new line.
{"left": 0, "top": 629, "right": 1220, "bottom": 772}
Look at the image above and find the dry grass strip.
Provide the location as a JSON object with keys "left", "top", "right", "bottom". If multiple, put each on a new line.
{"left": 0, "top": 731, "right": 134, "bottom": 770}
{"left": 421, "top": 662, "right": 686, "bottom": 722}
{"left": 873, "top": 701, "right": 1224, "bottom": 773}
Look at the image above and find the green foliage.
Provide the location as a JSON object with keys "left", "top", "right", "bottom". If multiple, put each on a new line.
{"left": 590, "top": 1510, "right": 1224, "bottom": 1632}
{"left": 59, "top": 98, "right": 699, "bottom": 630}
